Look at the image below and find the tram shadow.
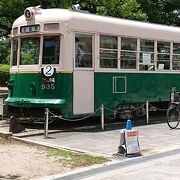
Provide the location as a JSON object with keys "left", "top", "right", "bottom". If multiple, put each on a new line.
{"left": 18, "top": 111, "right": 167, "bottom": 134}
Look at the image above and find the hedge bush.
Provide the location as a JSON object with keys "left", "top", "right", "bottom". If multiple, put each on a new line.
{"left": 0, "top": 64, "right": 10, "bottom": 86}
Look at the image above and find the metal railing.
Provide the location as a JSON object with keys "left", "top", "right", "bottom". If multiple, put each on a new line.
{"left": 44, "top": 102, "right": 168, "bottom": 138}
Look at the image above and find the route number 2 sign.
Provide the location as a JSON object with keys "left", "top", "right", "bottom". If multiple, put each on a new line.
{"left": 43, "top": 65, "right": 54, "bottom": 77}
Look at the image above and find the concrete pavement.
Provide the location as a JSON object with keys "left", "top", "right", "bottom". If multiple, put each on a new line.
{"left": 20, "top": 122, "right": 180, "bottom": 157}
{"left": 22, "top": 121, "right": 180, "bottom": 180}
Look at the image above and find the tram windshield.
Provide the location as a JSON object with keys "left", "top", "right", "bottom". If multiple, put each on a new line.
{"left": 12, "top": 35, "right": 60, "bottom": 66}
{"left": 42, "top": 36, "right": 60, "bottom": 64}
{"left": 20, "top": 37, "right": 40, "bottom": 65}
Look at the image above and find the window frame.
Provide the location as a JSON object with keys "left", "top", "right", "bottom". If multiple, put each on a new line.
{"left": 42, "top": 35, "right": 61, "bottom": 65}
{"left": 11, "top": 38, "right": 18, "bottom": 67}
{"left": 172, "top": 42, "right": 180, "bottom": 71}
{"left": 120, "top": 37, "right": 138, "bottom": 70}
{"left": 99, "top": 34, "right": 118, "bottom": 69}
{"left": 74, "top": 32, "right": 94, "bottom": 70}
{"left": 15, "top": 34, "right": 61, "bottom": 70}
{"left": 19, "top": 36, "right": 41, "bottom": 66}
{"left": 98, "top": 34, "right": 120, "bottom": 71}
{"left": 139, "top": 39, "right": 155, "bottom": 71}
{"left": 156, "top": 41, "right": 171, "bottom": 71}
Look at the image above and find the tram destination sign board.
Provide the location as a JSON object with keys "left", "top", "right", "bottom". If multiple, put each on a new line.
{"left": 20, "top": 24, "right": 40, "bottom": 33}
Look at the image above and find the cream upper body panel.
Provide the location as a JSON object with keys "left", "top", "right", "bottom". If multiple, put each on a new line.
{"left": 13, "top": 8, "right": 180, "bottom": 41}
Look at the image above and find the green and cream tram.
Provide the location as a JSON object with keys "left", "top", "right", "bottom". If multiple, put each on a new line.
{"left": 5, "top": 6, "right": 180, "bottom": 118}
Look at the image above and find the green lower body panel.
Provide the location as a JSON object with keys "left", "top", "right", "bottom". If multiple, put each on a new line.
{"left": 5, "top": 97, "right": 66, "bottom": 108}
{"left": 94, "top": 72, "right": 180, "bottom": 112}
{"left": 5, "top": 72, "right": 73, "bottom": 118}
{"left": 5, "top": 71, "right": 180, "bottom": 118}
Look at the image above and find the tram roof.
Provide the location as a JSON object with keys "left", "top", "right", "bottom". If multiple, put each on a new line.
{"left": 13, "top": 7, "right": 180, "bottom": 41}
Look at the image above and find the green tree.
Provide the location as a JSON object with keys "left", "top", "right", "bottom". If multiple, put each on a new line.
{"left": 99, "top": 0, "right": 147, "bottom": 21}
{"left": 0, "top": 38, "right": 10, "bottom": 64}
{"left": 70, "top": 0, "right": 147, "bottom": 21}
{"left": 137, "top": 0, "right": 180, "bottom": 26}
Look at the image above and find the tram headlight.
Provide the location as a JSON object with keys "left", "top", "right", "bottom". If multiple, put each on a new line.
{"left": 24, "top": 7, "right": 34, "bottom": 20}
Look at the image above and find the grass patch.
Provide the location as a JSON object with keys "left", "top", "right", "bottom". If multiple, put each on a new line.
{"left": 0, "top": 136, "right": 109, "bottom": 168}
{"left": 48, "top": 148, "right": 109, "bottom": 168}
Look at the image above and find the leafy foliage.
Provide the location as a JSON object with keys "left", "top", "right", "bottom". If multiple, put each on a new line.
{"left": 69, "top": 0, "right": 147, "bottom": 21}
{"left": 21, "top": 52, "right": 38, "bottom": 65}
{"left": 0, "top": 38, "right": 10, "bottom": 64}
{"left": 96, "top": 0, "right": 147, "bottom": 21}
{"left": 137, "top": 0, "right": 180, "bottom": 26}
{"left": 0, "top": 64, "right": 9, "bottom": 86}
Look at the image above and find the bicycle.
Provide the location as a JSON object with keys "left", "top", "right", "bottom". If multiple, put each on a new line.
{"left": 166, "top": 87, "right": 180, "bottom": 129}
{"left": 166, "top": 102, "right": 180, "bottom": 129}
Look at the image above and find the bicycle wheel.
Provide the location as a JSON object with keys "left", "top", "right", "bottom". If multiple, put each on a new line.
{"left": 166, "top": 105, "right": 180, "bottom": 129}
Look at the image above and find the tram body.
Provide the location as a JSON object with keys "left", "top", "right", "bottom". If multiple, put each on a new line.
{"left": 5, "top": 6, "right": 180, "bottom": 118}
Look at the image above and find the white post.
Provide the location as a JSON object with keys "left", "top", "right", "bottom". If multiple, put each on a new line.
{"left": 44, "top": 108, "right": 49, "bottom": 138}
{"left": 146, "top": 101, "right": 149, "bottom": 124}
{"left": 101, "top": 104, "right": 104, "bottom": 131}
{"left": 0, "top": 99, "right": 4, "bottom": 121}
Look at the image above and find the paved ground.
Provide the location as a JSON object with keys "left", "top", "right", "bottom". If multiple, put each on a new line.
{"left": 18, "top": 122, "right": 180, "bottom": 157}
{"left": 19, "top": 121, "right": 180, "bottom": 180}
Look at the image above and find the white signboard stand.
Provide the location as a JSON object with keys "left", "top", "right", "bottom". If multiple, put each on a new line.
{"left": 125, "top": 129, "right": 140, "bottom": 154}
{"left": 118, "top": 129, "right": 141, "bottom": 156}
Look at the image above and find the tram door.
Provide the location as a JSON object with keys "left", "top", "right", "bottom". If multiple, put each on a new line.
{"left": 73, "top": 71, "right": 94, "bottom": 115}
{"left": 73, "top": 33, "right": 94, "bottom": 115}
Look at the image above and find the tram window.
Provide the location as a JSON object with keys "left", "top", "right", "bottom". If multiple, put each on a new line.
{"left": 140, "top": 39, "right": 154, "bottom": 63}
{"left": 100, "top": 35, "right": 118, "bottom": 68}
{"left": 157, "top": 41, "right": 170, "bottom": 70}
{"left": 42, "top": 36, "right": 60, "bottom": 64}
{"left": 140, "top": 39, "right": 154, "bottom": 52}
{"left": 172, "top": 43, "right": 180, "bottom": 70}
{"left": 139, "top": 39, "right": 155, "bottom": 71}
{"left": 12, "top": 39, "right": 18, "bottom": 66}
{"left": 75, "top": 34, "right": 92, "bottom": 68}
{"left": 121, "top": 37, "right": 137, "bottom": 69}
{"left": 44, "top": 23, "right": 59, "bottom": 31}
{"left": 13, "top": 27, "right": 18, "bottom": 35}
{"left": 20, "top": 37, "right": 40, "bottom": 65}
